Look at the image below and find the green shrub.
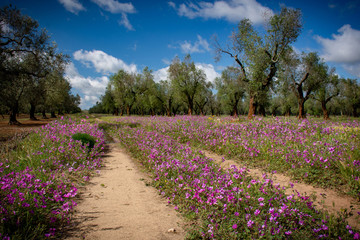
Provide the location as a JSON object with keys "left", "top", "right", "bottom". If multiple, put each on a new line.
{"left": 72, "top": 133, "right": 96, "bottom": 150}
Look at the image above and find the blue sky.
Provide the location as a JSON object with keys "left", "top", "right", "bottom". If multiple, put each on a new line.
{"left": 3, "top": 0, "right": 360, "bottom": 109}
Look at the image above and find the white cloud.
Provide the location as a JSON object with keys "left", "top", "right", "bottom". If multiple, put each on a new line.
{"left": 168, "top": 1, "right": 176, "bottom": 9}
{"left": 91, "top": 0, "right": 136, "bottom": 30}
{"left": 58, "top": 0, "right": 86, "bottom": 14}
{"left": 169, "top": 0, "right": 273, "bottom": 24}
{"left": 153, "top": 67, "right": 170, "bottom": 83}
{"left": 162, "top": 58, "right": 171, "bottom": 65}
{"left": 343, "top": 63, "right": 360, "bottom": 78}
{"left": 65, "top": 62, "right": 109, "bottom": 109}
{"left": 316, "top": 24, "right": 360, "bottom": 77}
{"left": 195, "top": 63, "right": 220, "bottom": 83}
{"left": 91, "top": 0, "right": 135, "bottom": 13}
{"left": 153, "top": 63, "right": 220, "bottom": 83}
{"left": 119, "top": 13, "right": 134, "bottom": 30}
{"left": 131, "top": 43, "right": 137, "bottom": 51}
{"left": 179, "top": 35, "right": 211, "bottom": 54}
{"left": 73, "top": 49, "right": 137, "bottom": 74}
{"left": 316, "top": 25, "right": 360, "bottom": 63}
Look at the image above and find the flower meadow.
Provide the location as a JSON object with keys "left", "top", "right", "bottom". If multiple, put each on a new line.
{"left": 116, "top": 116, "right": 360, "bottom": 198}
{"left": 0, "top": 117, "right": 105, "bottom": 239}
{"left": 107, "top": 116, "right": 360, "bottom": 239}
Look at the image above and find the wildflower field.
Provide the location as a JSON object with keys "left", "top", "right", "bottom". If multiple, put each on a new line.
{"left": 105, "top": 115, "right": 360, "bottom": 239}
{"left": 0, "top": 117, "right": 106, "bottom": 239}
{"left": 1, "top": 115, "right": 360, "bottom": 239}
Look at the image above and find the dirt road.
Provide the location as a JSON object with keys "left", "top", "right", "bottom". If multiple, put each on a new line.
{"left": 65, "top": 143, "right": 185, "bottom": 240}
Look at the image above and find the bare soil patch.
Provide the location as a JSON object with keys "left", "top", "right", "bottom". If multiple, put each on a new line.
{"left": 203, "top": 150, "right": 360, "bottom": 228}
{"left": 0, "top": 114, "right": 53, "bottom": 141}
{"left": 65, "top": 142, "right": 185, "bottom": 240}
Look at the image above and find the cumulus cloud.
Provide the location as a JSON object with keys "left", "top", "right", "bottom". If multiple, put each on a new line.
{"left": 195, "top": 63, "right": 220, "bottom": 83}
{"left": 179, "top": 35, "right": 211, "bottom": 54}
{"left": 169, "top": 0, "right": 273, "bottom": 24}
{"left": 58, "top": 0, "right": 86, "bottom": 14}
{"left": 91, "top": 0, "right": 136, "bottom": 30}
{"left": 316, "top": 24, "right": 360, "bottom": 77}
{"left": 153, "top": 63, "right": 220, "bottom": 83}
{"left": 153, "top": 67, "right": 170, "bottom": 83}
{"left": 65, "top": 62, "right": 109, "bottom": 109}
{"left": 73, "top": 49, "right": 137, "bottom": 74}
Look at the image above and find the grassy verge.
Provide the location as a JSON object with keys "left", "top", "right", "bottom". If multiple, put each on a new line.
{"left": 0, "top": 117, "right": 106, "bottom": 239}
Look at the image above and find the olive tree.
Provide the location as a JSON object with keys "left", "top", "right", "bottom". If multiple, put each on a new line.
{"left": 0, "top": 5, "right": 71, "bottom": 124}
{"left": 168, "top": 55, "right": 208, "bottom": 115}
{"left": 215, "top": 66, "right": 245, "bottom": 116}
{"left": 280, "top": 51, "right": 327, "bottom": 119}
{"left": 214, "top": 7, "right": 302, "bottom": 119}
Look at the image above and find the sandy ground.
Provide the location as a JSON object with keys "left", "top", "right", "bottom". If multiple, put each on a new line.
{"left": 204, "top": 150, "right": 360, "bottom": 228}
{"left": 0, "top": 115, "right": 53, "bottom": 141}
{"left": 65, "top": 143, "right": 185, "bottom": 240}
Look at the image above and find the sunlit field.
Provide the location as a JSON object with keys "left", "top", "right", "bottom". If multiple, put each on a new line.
{"left": 102, "top": 115, "right": 360, "bottom": 239}
{"left": 1, "top": 115, "right": 360, "bottom": 239}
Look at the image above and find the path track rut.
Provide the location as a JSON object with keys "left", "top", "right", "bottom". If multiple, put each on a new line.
{"left": 66, "top": 143, "right": 185, "bottom": 240}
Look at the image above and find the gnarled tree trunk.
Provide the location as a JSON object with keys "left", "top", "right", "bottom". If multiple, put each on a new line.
{"left": 9, "top": 101, "right": 21, "bottom": 125}
{"left": 258, "top": 104, "right": 266, "bottom": 117}
{"left": 298, "top": 98, "right": 306, "bottom": 119}
{"left": 29, "top": 103, "right": 38, "bottom": 120}
{"left": 42, "top": 109, "right": 48, "bottom": 119}
{"left": 321, "top": 102, "right": 329, "bottom": 120}
{"left": 353, "top": 106, "right": 358, "bottom": 117}
{"left": 248, "top": 96, "right": 256, "bottom": 119}
{"left": 231, "top": 98, "right": 240, "bottom": 117}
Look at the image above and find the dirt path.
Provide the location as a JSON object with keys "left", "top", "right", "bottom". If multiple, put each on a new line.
{"left": 203, "top": 150, "right": 360, "bottom": 228}
{"left": 65, "top": 143, "right": 185, "bottom": 240}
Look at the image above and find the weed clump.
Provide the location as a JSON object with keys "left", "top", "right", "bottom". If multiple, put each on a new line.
{"left": 72, "top": 133, "right": 96, "bottom": 150}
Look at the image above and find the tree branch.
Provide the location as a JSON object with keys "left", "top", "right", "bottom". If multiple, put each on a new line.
{"left": 219, "top": 50, "right": 247, "bottom": 81}
{"left": 299, "top": 72, "right": 309, "bottom": 86}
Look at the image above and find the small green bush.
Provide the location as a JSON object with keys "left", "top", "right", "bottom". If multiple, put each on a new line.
{"left": 72, "top": 133, "right": 96, "bottom": 150}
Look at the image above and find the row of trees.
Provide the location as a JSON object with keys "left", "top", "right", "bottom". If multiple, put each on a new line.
{"left": 90, "top": 7, "right": 359, "bottom": 119}
{"left": 90, "top": 53, "right": 359, "bottom": 119}
{"left": 0, "top": 5, "right": 80, "bottom": 124}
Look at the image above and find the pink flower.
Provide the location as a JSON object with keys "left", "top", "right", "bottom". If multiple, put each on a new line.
{"left": 247, "top": 220, "right": 254, "bottom": 228}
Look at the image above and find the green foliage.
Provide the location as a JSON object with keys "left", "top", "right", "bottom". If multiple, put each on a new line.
{"left": 215, "top": 7, "right": 303, "bottom": 118}
{"left": 89, "top": 101, "right": 106, "bottom": 114}
{"left": 0, "top": 5, "right": 78, "bottom": 124}
{"left": 215, "top": 66, "right": 245, "bottom": 116}
{"left": 168, "top": 54, "right": 210, "bottom": 115}
{"left": 72, "top": 133, "right": 96, "bottom": 150}
{"left": 340, "top": 79, "right": 360, "bottom": 117}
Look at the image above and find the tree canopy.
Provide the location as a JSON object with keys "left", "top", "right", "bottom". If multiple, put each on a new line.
{"left": 0, "top": 5, "right": 80, "bottom": 124}
{"left": 214, "top": 7, "right": 302, "bottom": 119}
